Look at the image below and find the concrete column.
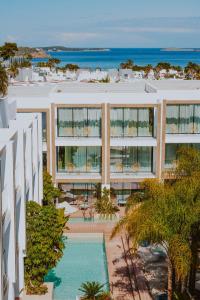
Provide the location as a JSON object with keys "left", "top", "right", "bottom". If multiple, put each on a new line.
{"left": 25, "top": 128, "right": 33, "bottom": 200}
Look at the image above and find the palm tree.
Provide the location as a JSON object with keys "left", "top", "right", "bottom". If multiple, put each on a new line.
{"left": 111, "top": 178, "right": 199, "bottom": 300}
{"left": 184, "top": 62, "right": 200, "bottom": 79}
{"left": 0, "top": 64, "right": 8, "bottom": 96}
{"left": 47, "top": 58, "right": 61, "bottom": 69}
{"left": 172, "top": 146, "right": 200, "bottom": 295}
{"left": 0, "top": 42, "right": 18, "bottom": 60}
{"left": 65, "top": 63, "right": 79, "bottom": 71}
{"left": 79, "top": 281, "right": 104, "bottom": 300}
{"left": 7, "top": 62, "right": 19, "bottom": 78}
{"left": 120, "top": 59, "right": 134, "bottom": 69}
{"left": 94, "top": 188, "right": 119, "bottom": 220}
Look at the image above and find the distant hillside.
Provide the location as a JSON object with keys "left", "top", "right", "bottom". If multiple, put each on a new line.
{"left": 40, "top": 46, "right": 110, "bottom": 52}
{"left": 17, "top": 47, "right": 50, "bottom": 58}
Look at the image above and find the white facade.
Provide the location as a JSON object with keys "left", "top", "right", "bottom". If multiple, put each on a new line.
{"left": 8, "top": 80, "right": 200, "bottom": 205}
{"left": 0, "top": 97, "right": 43, "bottom": 300}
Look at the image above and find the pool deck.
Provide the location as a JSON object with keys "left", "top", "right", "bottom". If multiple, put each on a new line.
{"left": 66, "top": 212, "right": 152, "bottom": 300}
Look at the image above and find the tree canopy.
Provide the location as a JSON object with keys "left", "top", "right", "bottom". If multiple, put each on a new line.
{"left": 25, "top": 201, "right": 67, "bottom": 294}
{"left": 43, "top": 171, "right": 61, "bottom": 205}
{"left": 0, "top": 63, "right": 8, "bottom": 96}
{"left": 112, "top": 147, "right": 200, "bottom": 300}
{"left": 0, "top": 42, "right": 18, "bottom": 60}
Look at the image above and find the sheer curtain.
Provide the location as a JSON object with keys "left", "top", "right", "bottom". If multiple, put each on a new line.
{"left": 166, "top": 105, "right": 179, "bottom": 134}
{"left": 124, "top": 108, "right": 137, "bottom": 137}
{"left": 165, "top": 144, "right": 177, "bottom": 168}
{"left": 138, "top": 109, "right": 152, "bottom": 136}
{"left": 194, "top": 105, "right": 200, "bottom": 133}
{"left": 138, "top": 147, "right": 152, "bottom": 172}
{"left": 87, "top": 147, "right": 101, "bottom": 172}
{"left": 110, "top": 108, "right": 123, "bottom": 137}
{"left": 72, "top": 146, "right": 87, "bottom": 172}
{"left": 58, "top": 108, "right": 73, "bottom": 137}
{"left": 124, "top": 147, "right": 137, "bottom": 173}
{"left": 179, "top": 105, "right": 193, "bottom": 134}
{"left": 88, "top": 108, "right": 101, "bottom": 137}
{"left": 110, "top": 147, "right": 123, "bottom": 172}
{"left": 73, "top": 108, "right": 87, "bottom": 137}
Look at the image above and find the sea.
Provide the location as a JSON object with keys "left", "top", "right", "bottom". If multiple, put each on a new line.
{"left": 32, "top": 48, "right": 200, "bottom": 69}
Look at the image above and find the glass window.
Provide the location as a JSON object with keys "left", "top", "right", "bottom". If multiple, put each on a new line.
{"left": 42, "top": 152, "right": 47, "bottom": 170}
{"left": 58, "top": 183, "right": 97, "bottom": 202}
{"left": 138, "top": 108, "right": 153, "bottom": 136}
{"left": 57, "top": 108, "right": 101, "bottom": 137}
{"left": 57, "top": 146, "right": 101, "bottom": 173}
{"left": 166, "top": 104, "right": 200, "bottom": 134}
{"left": 165, "top": 144, "right": 177, "bottom": 168}
{"left": 165, "top": 143, "right": 200, "bottom": 168}
{"left": 73, "top": 108, "right": 87, "bottom": 137}
{"left": 194, "top": 105, "right": 200, "bottom": 133}
{"left": 110, "top": 108, "right": 123, "bottom": 137}
{"left": 88, "top": 108, "right": 101, "bottom": 137}
{"left": 87, "top": 147, "right": 101, "bottom": 172}
{"left": 138, "top": 147, "right": 152, "bottom": 172}
{"left": 42, "top": 112, "right": 47, "bottom": 141}
{"left": 123, "top": 147, "right": 137, "bottom": 173}
{"left": 57, "top": 108, "right": 73, "bottom": 137}
{"left": 166, "top": 105, "right": 179, "bottom": 134}
{"left": 110, "top": 107, "right": 154, "bottom": 137}
{"left": 123, "top": 108, "right": 137, "bottom": 137}
{"left": 110, "top": 147, "right": 153, "bottom": 173}
{"left": 179, "top": 105, "right": 193, "bottom": 134}
{"left": 111, "top": 182, "right": 141, "bottom": 205}
{"left": 110, "top": 147, "right": 123, "bottom": 172}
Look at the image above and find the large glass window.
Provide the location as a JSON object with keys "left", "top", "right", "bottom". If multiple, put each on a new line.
{"left": 110, "top": 107, "right": 154, "bottom": 137}
{"left": 57, "top": 108, "right": 101, "bottom": 137}
{"left": 111, "top": 183, "right": 141, "bottom": 205}
{"left": 166, "top": 104, "right": 200, "bottom": 134}
{"left": 57, "top": 146, "right": 101, "bottom": 173}
{"left": 58, "top": 183, "right": 97, "bottom": 203}
{"left": 110, "top": 147, "right": 153, "bottom": 173}
{"left": 165, "top": 143, "right": 200, "bottom": 168}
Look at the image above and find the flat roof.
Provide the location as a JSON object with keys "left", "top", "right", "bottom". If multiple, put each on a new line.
{"left": 148, "top": 80, "right": 200, "bottom": 91}
{"left": 8, "top": 83, "right": 56, "bottom": 98}
{"left": 8, "top": 80, "right": 200, "bottom": 106}
{"left": 52, "top": 81, "right": 147, "bottom": 93}
{"left": 8, "top": 81, "right": 147, "bottom": 97}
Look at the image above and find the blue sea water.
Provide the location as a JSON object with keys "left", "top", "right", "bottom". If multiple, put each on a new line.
{"left": 32, "top": 48, "right": 200, "bottom": 69}
{"left": 45, "top": 235, "right": 109, "bottom": 300}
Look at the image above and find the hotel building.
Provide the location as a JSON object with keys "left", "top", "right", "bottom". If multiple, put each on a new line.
{"left": 0, "top": 96, "right": 43, "bottom": 300}
{"left": 9, "top": 80, "right": 200, "bottom": 205}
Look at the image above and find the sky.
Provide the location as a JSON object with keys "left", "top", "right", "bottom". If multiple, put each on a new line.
{"left": 1, "top": 0, "right": 200, "bottom": 48}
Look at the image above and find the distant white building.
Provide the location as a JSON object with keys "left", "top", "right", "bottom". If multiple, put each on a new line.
{"left": 147, "top": 69, "right": 155, "bottom": 80}
{"left": 107, "top": 69, "right": 119, "bottom": 82}
{"left": 119, "top": 69, "right": 133, "bottom": 81}
{"left": 0, "top": 96, "right": 43, "bottom": 300}
{"left": 77, "top": 69, "right": 108, "bottom": 82}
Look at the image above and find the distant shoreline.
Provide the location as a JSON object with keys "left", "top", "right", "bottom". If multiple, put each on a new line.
{"left": 161, "top": 48, "right": 200, "bottom": 52}
{"left": 43, "top": 46, "right": 110, "bottom": 52}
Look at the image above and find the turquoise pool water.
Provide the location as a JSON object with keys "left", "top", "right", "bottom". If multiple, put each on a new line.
{"left": 69, "top": 217, "right": 117, "bottom": 224}
{"left": 45, "top": 234, "right": 109, "bottom": 300}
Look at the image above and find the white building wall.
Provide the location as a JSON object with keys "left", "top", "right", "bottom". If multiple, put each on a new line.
{"left": 0, "top": 98, "right": 43, "bottom": 300}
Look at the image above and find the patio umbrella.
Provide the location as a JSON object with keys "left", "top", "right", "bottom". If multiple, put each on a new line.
{"left": 56, "top": 201, "right": 78, "bottom": 214}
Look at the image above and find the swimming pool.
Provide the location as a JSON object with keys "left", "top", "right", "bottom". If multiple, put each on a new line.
{"left": 68, "top": 217, "right": 117, "bottom": 224}
{"left": 45, "top": 233, "right": 109, "bottom": 300}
